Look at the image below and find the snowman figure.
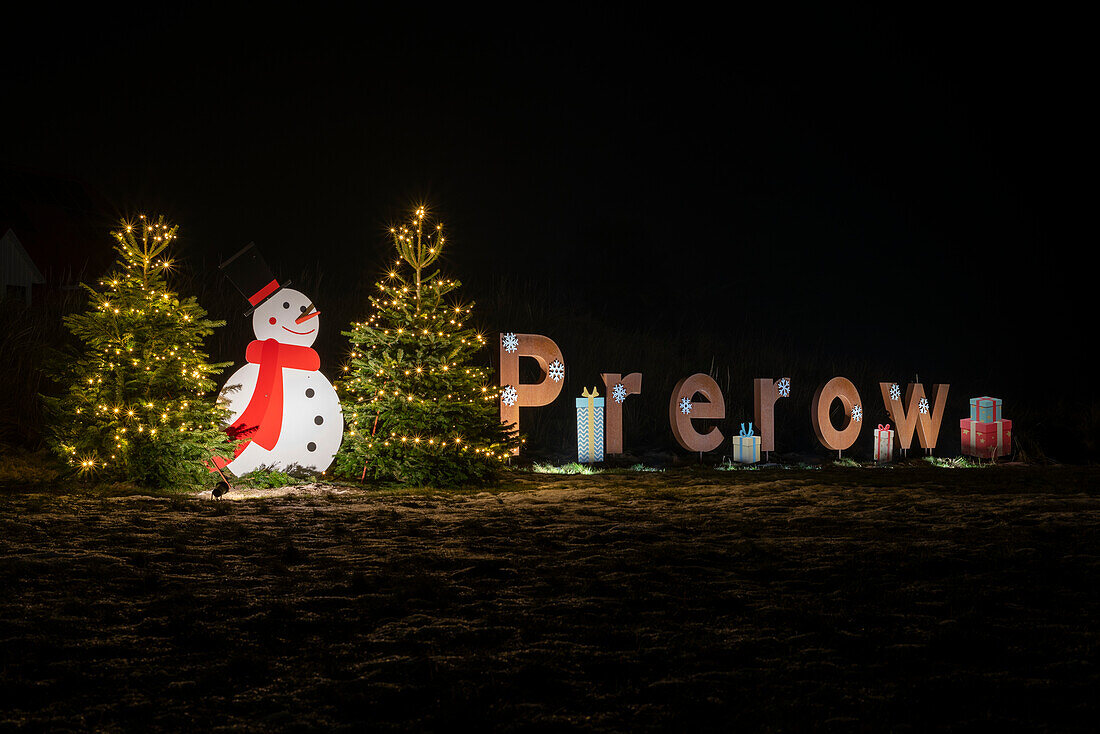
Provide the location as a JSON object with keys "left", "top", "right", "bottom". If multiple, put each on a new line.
{"left": 215, "top": 244, "right": 343, "bottom": 475}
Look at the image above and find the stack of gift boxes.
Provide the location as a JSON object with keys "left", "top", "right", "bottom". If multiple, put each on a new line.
{"left": 960, "top": 396, "right": 1012, "bottom": 459}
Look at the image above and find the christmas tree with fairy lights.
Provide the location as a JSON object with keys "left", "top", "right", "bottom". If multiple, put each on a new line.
{"left": 43, "top": 215, "right": 232, "bottom": 487}
{"left": 336, "top": 206, "right": 516, "bottom": 486}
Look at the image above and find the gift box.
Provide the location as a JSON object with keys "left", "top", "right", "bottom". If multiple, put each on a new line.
{"left": 576, "top": 387, "right": 605, "bottom": 463}
{"left": 873, "top": 424, "right": 894, "bottom": 463}
{"left": 732, "top": 423, "right": 761, "bottom": 464}
{"left": 969, "top": 396, "right": 1002, "bottom": 423}
{"left": 960, "top": 418, "right": 1012, "bottom": 459}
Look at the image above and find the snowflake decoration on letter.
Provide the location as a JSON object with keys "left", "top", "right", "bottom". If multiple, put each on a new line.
{"left": 777, "top": 377, "right": 791, "bottom": 398}
{"left": 679, "top": 397, "right": 693, "bottom": 415}
{"left": 501, "top": 332, "right": 519, "bottom": 353}
{"left": 851, "top": 404, "right": 863, "bottom": 423}
{"left": 501, "top": 385, "right": 518, "bottom": 407}
{"left": 918, "top": 396, "right": 930, "bottom": 415}
{"left": 547, "top": 359, "right": 564, "bottom": 382}
{"left": 889, "top": 383, "right": 901, "bottom": 402}
{"left": 612, "top": 383, "right": 627, "bottom": 404}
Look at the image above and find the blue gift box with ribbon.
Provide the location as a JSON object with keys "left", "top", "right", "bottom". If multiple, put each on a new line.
{"left": 576, "top": 387, "right": 605, "bottom": 463}
{"left": 969, "top": 396, "right": 1002, "bottom": 423}
{"left": 732, "top": 422, "right": 761, "bottom": 464}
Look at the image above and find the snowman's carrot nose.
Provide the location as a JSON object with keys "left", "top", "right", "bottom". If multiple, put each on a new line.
{"left": 296, "top": 304, "right": 321, "bottom": 324}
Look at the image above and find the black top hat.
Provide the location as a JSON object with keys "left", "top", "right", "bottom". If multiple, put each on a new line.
{"left": 219, "top": 243, "right": 289, "bottom": 314}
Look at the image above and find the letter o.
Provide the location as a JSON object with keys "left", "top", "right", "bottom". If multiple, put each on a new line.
{"left": 811, "top": 376, "right": 863, "bottom": 452}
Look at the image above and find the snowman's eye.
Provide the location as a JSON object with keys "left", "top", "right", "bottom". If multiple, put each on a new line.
{"left": 300, "top": 306, "right": 307, "bottom": 313}
{"left": 283, "top": 302, "right": 290, "bottom": 309}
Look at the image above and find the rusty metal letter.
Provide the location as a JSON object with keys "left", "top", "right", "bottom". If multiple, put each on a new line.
{"left": 811, "top": 376, "right": 863, "bottom": 452}
{"left": 600, "top": 372, "right": 642, "bottom": 455}
{"left": 670, "top": 373, "right": 725, "bottom": 453}
{"left": 879, "top": 382, "right": 950, "bottom": 451}
{"left": 499, "top": 333, "right": 565, "bottom": 455}
{"left": 753, "top": 377, "right": 790, "bottom": 453}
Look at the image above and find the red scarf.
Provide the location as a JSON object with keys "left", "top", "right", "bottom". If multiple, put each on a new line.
{"left": 227, "top": 339, "right": 320, "bottom": 454}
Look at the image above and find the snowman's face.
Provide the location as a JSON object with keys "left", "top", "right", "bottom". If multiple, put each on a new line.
{"left": 253, "top": 288, "right": 319, "bottom": 347}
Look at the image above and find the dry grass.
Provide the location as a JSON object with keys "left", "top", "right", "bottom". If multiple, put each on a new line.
{"left": 1, "top": 465, "right": 1098, "bottom": 730}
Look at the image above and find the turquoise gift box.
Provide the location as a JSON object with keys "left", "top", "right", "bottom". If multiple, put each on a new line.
{"left": 732, "top": 423, "right": 761, "bottom": 464}
{"left": 576, "top": 388, "right": 605, "bottom": 463}
{"left": 969, "top": 396, "right": 1002, "bottom": 423}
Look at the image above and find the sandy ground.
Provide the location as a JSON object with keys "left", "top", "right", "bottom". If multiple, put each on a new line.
{"left": 1, "top": 465, "right": 1098, "bottom": 731}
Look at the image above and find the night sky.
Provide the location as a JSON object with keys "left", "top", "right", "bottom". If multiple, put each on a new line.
{"left": 3, "top": 8, "right": 1087, "bottom": 384}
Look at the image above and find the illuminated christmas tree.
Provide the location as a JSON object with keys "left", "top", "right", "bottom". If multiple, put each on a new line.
{"left": 336, "top": 206, "right": 516, "bottom": 486}
{"left": 43, "top": 216, "right": 233, "bottom": 487}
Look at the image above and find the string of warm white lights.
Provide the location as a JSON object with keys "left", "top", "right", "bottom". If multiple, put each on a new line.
{"left": 46, "top": 216, "right": 231, "bottom": 480}
{"left": 336, "top": 207, "right": 517, "bottom": 480}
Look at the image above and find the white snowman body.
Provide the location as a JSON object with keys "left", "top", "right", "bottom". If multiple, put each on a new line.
{"left": 218, "top": 288, "right": 343, "bottom": 475}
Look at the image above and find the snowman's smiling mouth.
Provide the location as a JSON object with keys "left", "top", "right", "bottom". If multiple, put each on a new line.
{"left": 281, "top": 326, "right": 316, "bottom": 335}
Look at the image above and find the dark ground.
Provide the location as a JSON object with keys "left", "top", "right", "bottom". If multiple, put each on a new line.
{"left": 1, "top": 465, "right": 1098, "bottom": 731}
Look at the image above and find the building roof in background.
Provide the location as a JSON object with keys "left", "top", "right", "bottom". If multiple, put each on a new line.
{"left": 1, "top": 228, "right": 46, "bottom": 285}
{"left": 0, "top": 167, "right": 115, "bottom": 283}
